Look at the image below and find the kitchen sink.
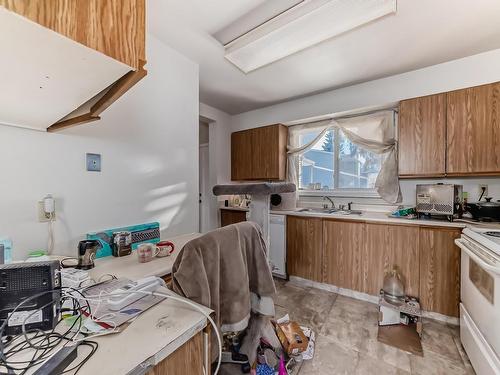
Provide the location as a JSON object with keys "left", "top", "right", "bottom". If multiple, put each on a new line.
{"left": 296, "top": 208, "right": 362, "bottom": 216}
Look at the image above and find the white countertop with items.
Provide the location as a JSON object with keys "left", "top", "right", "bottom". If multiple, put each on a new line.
{"left": 0, "top": 233, "right": 214, "bottom": 375}
{"left": 221, "top": 205, "right": 468, "bottom": 228}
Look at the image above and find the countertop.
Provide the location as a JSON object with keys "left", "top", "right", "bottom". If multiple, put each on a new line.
{"left": 90, "top": 232, "right": 200, "bottom": 280}
{"left": 9, "top": 233, "right": 208, "bottom": 375}
{"left": 220, "top": 206, "right": 467, "bottom": 228}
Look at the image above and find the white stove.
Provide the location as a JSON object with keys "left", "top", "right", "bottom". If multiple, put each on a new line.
{"left": 463, "top": 227, "right": 500, "bottom": 257}
{"left": 456, "top": 226, "right": 500, "bottom": 375}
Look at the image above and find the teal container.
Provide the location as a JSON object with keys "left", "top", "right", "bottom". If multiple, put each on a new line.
{"left": 0, "top": 237, "right": 13, "bottom": 264}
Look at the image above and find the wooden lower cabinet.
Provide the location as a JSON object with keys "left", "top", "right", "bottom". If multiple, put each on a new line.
{"left": 287, "top": 216, "right": 461, "bottom": 317}
{"left": 419, "top": 227, "right": 461, "bottom": 317}
{"left": 287, "top": 216, "right": 323, "bottom": 282}
{"left": 323, "top": 219, "right": 365, "bottom": 291}
{"left": 147, "top": 331, "right": 204, "bottom": 374}
{"left": 220, "top": 209, "right": 247, "bottom": 227}
{"left": 364, "top": 223, "right": 420, "bottom": 297}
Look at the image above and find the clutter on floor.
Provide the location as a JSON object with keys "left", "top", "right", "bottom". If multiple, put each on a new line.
{"left": 377, "top": 267, "right": 423, "bottom": 356}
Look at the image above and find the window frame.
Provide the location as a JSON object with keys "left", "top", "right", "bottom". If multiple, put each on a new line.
{"left": 296, "top": 128, "right": 382, "bottom": 198}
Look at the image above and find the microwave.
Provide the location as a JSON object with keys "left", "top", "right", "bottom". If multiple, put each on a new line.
{"left": 416, "top": 184, "right": 463, "bottom": 218}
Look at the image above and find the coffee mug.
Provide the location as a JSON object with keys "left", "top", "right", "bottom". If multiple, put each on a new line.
{"left": 137, "top": 243, "right": 157, "bottom": 263}
{"left": 137, "top": 241, "right": 175, "bottom": 263}
{"left": 156, "top": 241, "right": 175, "bottom": 257}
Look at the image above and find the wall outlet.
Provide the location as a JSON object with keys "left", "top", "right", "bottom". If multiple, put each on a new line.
{"left": 38, "top": 201, "right": 56, "bottom": 222}
{"left": 479, "top": 184, "right": 488, "bottom": 199}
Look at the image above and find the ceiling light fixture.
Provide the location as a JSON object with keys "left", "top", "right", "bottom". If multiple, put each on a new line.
{"left": 224, "top": 0, "right": 397, "bottom": 73}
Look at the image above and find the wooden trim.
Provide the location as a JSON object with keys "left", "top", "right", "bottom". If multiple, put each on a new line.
{"left": 91, "top": 60, "right": 147, "bottom": 115}
{"left": 48, "top": 60, "right": 147, "bottom": 132}
{"left": 445, "top": 171, "right": 500, "bottom": 177}
{"left": 399, "top": 173, "right": 446, "bottom": 179}
{"left": 47, "top": 113, "right": 100, "bottom": 132}
{"left": 231, "top": 123, "right": 285, "bottom": 135}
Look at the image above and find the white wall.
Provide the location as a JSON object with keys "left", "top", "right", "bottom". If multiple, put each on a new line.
{"left": 229, "top": 48, "right": 500, "bottom": 205}
{"left": 199, "top": 103, "right": 232, "bottom": 229}
{"left": 0, "top": 34, "right": 200, "bottom": 260}
{"left": 231, "top": 48, "right": 500, "bottom": 131}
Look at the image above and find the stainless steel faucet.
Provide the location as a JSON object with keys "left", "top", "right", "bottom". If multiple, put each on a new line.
{"left": 323, "top": 196, "right": 335, "bottom": 209}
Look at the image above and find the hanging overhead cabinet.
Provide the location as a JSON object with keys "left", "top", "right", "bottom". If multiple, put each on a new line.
{"left": 0, "top": 1, "right": 146, "bottom": 132}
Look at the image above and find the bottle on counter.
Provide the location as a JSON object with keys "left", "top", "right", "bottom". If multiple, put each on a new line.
{"left": 0, "top": 237, "right": 13, "bottom": 264}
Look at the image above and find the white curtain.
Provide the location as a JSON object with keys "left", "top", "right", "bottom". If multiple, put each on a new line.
{"left": 287, "top": 110, "right": 401, "bottom": 204}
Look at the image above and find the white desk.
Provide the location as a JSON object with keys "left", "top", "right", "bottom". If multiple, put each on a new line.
{"left": 4, "top": 233, "right": 210, "bottom": 375}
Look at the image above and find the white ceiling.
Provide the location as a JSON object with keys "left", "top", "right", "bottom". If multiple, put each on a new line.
{"left": 149, "top": 0, "right": 500, "bottom": 115}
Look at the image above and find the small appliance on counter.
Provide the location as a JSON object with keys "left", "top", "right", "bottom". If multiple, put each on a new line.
{"left": 112, "top": 231, "right": 132, "bottom": 257}
{"left": 76, "top": 240, "right": 101, "bottom": 270}
{"left": 416, "top": 183, "right": 463, "bottom": 221}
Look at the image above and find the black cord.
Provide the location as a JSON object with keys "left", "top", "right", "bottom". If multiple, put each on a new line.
{"left": 0, "top": 290, "right": 97, "bottom": 374}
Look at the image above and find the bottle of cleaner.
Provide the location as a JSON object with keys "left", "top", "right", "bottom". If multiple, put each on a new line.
{"left": 0, "top": 237, "right": 13, "bottom": 264}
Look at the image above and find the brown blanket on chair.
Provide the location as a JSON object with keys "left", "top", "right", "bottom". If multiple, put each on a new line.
{"left": 171, "top": 222, "right": 276, "bottom": 332}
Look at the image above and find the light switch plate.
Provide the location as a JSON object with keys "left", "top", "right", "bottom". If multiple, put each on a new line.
{"left": 86, "top": 153, "right": 101, "bottom": 172}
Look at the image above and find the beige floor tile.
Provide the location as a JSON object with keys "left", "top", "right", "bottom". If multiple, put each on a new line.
{"left": 410, "top": 349, "right": 469, "bottom": 375}
{"left": 299, "top": 336, "right": 360, "bottom": 375}
{"left": 355, "top": 354, "right": 411, "bottom": 375}
{"left": 421, "top": 320, "right": 464, "bottom": 367}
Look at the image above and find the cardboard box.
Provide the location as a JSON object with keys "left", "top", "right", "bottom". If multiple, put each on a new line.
{"left": 276, "top": 321, "right": 309, "bottom": 355}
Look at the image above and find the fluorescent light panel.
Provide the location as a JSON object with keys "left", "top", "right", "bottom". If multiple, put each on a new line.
{"left": 224, "top": 0, "right": 397, "bottom": 73}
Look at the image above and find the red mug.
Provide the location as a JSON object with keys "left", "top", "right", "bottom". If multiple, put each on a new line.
{"left": 156, "top": 241, "right": 175, "bottom": 257}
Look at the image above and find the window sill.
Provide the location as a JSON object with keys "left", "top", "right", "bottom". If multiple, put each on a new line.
{"left": 298, "top": 189, "right": 381, "bottom": 199}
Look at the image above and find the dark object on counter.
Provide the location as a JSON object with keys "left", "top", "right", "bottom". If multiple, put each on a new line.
{"left": 0, "top": 261, "right": 61, "bottom": 336}
{"left": 0, "top": 244, "right": 4, "bottom": 264}
{"left": 225, "top": 199, "right": 229, "bottom": 207}
{"left": 76, "top": 240, "right": 101, "bottom": 270}
{"left": 33, "top": 344, "right": 79, "bottom": 374}
{"left": 466, "top": 198, "right": 500, "bottom": 221}
{"left": 112, "top": 231, "right": 132, "bottom": 257}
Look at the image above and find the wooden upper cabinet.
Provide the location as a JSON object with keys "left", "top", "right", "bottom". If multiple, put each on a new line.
{"left": 231, "top": 124, "right": 288, "bottom": 181}
{"left": 1, "top": 0, "right": 145, "bottom": 69}
{"left": 447, "top": 82, "right": 500, "bottom": 175}
{"left": 0, "top": 0, "right": 146, "bottom": 131}
{"left": 419, "top": 227, "right": 461, "bottom": 317}
{"left": 398, "top": 93, "right": 447, "bottom": 177}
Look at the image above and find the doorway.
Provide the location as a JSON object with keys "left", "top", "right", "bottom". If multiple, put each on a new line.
{"left": 199, "top": 121, "right": 210, "bottom": 233}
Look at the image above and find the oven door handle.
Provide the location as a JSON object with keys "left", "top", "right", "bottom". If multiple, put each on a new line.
{"left": 455, "top": 238, "right": 500, "bottom": 275}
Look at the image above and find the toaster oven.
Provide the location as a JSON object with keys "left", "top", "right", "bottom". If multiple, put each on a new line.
{"left": 416, "top": 184, "right": 463, "bottom": 218}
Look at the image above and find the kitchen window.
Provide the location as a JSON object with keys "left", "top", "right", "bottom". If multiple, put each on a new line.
{"left": 297, "top": 128, "right": 383, "bottom": 192}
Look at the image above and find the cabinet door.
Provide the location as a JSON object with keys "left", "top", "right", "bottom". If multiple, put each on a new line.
{"left": 231, "top": 130, "right": 253, "bottom": 180}
{"left": 419, "top": 227, "right": 461, "bottom": 317}
{"left": 220, "top": 209, "right": 247, "bottom": 227}
{"left": 363, "top": 224, "right": 420, "bottom": 297}
{"left": 251, "top": 125, "right": 287, "bottom": 180}
{"left": 323, "top": 220, "right": 365, "bottom": 291}
{"left": 231, "top": 125, "right": 287, "bottom": 181}
{"left": 447, "top": 82, "right": 500, "bottom": 175}
{"left": 286, "top": 216, "right": 323, "bottom": 282}
{"left": 399, "top": 94, "right": 446, "bottom": 177}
